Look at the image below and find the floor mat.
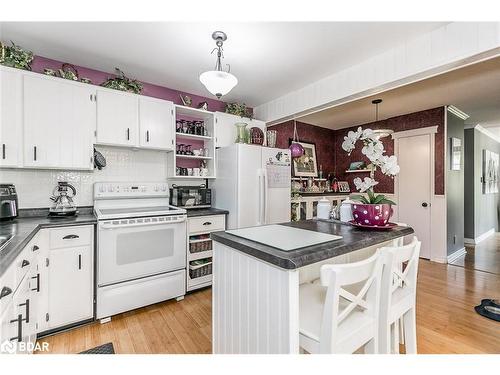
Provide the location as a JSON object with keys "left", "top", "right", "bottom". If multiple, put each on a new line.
{"left": 79, "top": 342, "right": 115, "bottom": 354}
{"left": 474, "top": 299, "right": 500, "bottom": 322}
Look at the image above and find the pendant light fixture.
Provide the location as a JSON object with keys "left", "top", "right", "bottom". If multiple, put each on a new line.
{"left": 371, "top": 98, "right": 393, "bottom": 139}
{"left": 289, "top": 119, "right": 305, "bottom": 158}
{"left": 199, "top": 31, "right": 238, "bottom": 99}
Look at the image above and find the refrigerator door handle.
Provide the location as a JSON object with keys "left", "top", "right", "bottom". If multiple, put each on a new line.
{"left": 258, "top": 170, "right": 264, "bottom": 225}
{"left": 262, "top": 168, "right": 268, "bottom": 224}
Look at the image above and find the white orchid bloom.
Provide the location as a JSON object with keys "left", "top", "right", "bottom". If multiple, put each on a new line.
{"left": 353, "top": 177, "right": 379, "bottom": 193}
{"left": 342, "top": 129, "right": 361, "bottom": 152}
{"left": 380, "top": 155, "right": 400, "bottom": 176}
{"left": 361, "top": 140, "right": 384, "bottom": 162}
{"left": 360, "top": 128, "right": 375, "bottom": 140}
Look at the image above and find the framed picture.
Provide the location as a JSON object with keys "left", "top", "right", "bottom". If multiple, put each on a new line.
{"left": 482, "top": 149, "right": 499, "bottom": 194}
{"left": 450, "top": 137, "right": 462, "bottom": 171}
{"left": 289, "top": 140, "right": 318, "bottom": 177}
{"left": 338, "top": 181, "right": 350, "bottom": 193}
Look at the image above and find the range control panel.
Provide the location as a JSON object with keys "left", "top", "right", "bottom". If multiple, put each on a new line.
{"left": 94, "top": 182, "right": 169, "bottom": 199}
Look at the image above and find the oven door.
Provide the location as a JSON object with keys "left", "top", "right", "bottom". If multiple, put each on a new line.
{"left": 97, "top": 215, "right": 187, "bottom": 286}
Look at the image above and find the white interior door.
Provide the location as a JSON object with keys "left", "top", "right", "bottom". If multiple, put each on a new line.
{"left": 397, "top": 134, "right": 432, "bottom": 259}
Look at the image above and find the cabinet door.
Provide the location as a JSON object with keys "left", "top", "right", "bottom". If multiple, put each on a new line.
{"left": 48, "top": 246, "right": 93, "bottom": 329}
{"left": 214, "top": 112, "right": 237, "bottom": 148}
{"left": 0, "top": 68, "right": 23, "bottom": 167}
{"left": 23, "top": 75, "right": 95, "bottom": 169}
{"left": 96, "top": 89, "right": 139, "bottom": 147}
{"left": 0, "top": 300, "right": 16, "bottom": 353}
{"left": 139, "top": 97, "right": 174, "bottom": 150}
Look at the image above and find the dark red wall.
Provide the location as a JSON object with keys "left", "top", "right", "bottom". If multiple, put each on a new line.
{"left": 271, "top": 107, "right": 445, "bottom": 194}
{"left": 271, "top": 120, "right": 337, "bottom": 176}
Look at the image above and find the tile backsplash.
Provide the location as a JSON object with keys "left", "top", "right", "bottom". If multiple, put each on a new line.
{"left": 0, "top": 147, "right": 169, "bottom": 208}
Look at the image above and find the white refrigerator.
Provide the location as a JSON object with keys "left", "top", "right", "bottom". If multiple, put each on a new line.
{"left": 213, "top": 144, "right": 291, "bottom": 229}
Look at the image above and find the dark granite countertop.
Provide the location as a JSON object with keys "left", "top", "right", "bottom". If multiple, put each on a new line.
{"left": 0, "top": 213, "right": 97, "bottom": 278}
{"left": 211, "top": 219, "right": 414, "bottom": 270}
{"left": 186, "top": 208, "right": 229, "bottom": 217}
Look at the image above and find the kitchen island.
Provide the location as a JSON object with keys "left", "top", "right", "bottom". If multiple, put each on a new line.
{"left": 210, "top": 219, "right": 413, "bottom": 354}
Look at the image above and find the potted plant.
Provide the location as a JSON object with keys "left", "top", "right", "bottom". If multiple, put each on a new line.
{"left": 341, "top": 127, "right": 400, "bottom": 227}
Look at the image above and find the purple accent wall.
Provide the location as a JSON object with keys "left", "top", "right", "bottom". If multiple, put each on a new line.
{"left": 31, "top": 55, "right": 227, "bottom": 112}
{"left": 270, "top": 120, "right": 337, "bottom": 176}
{"left": 272, "top": 107, "right": 445, "bottom": 195}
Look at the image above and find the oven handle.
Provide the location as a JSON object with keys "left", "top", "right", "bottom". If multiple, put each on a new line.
{"left": 99, "top": 217, "right": 186, "bottom": 230}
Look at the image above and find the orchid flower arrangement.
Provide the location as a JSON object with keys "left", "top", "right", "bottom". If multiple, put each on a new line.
{"left": 342, "top": 127, "right": 399, "bottom": 205}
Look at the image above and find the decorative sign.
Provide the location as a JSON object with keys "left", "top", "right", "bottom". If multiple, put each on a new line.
{"left": 483, "top": 149, "right": 499, "bottom": 194}
{"left": 267, "top": 164, "right": 291, "bottom": 188}
{"left": 450, "top": 137, "right": 462, "bottom": 171}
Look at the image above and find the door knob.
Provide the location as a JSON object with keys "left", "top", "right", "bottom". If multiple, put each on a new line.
{"left": 421, "top": 202, "right": 429, "bottom": 208}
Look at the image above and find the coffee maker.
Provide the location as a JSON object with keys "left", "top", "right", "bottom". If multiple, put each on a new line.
{"left": 0, "top": 184, "right": 18, "bottom": 221}
{"left": 49, "top": 182, "right": 78, "bottom": 217}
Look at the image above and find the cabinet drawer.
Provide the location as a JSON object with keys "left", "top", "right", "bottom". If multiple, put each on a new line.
{"left": 49, "top": 225, "right": 93, "bottom": 249}
{"left": 188, "top": 215, "right": 225, "bottom": 234}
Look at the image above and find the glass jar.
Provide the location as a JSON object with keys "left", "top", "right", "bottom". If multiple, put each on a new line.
{"left": 235, "top": 122, "right": 249, "bottom": 143}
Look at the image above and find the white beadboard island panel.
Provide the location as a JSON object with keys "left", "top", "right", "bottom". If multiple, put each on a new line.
{"left": 212, "top": 242, "right": 299, "bottom": 354}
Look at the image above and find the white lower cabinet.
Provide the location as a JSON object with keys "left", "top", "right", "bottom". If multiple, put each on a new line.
{"left": 47, "top": 245, "right": 93, "bottom": 329}
{"left": 0, "top": 224, "right": 94, "bottom": 354}
{"left": 186, "top": 214, "right": 225, "bottom": 292}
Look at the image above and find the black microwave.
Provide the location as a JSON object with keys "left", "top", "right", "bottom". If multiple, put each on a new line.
{"left": 170, "top": 185, "right": 212, "bottom": 209}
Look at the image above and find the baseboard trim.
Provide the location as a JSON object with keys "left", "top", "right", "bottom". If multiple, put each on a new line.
{"left": 464, "top": 228, "right": 495, "bottom": 245}
{"left": 447, "top": 247, "right": 466, "bottom": 263}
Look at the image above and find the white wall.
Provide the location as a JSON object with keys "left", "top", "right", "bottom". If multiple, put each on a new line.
{"left": 0, "top": 146, "right": 168, "bottom": 208}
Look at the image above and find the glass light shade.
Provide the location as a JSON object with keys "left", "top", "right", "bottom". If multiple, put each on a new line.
{"left": 199, "top": 70, "right": 238, "bottom": 98}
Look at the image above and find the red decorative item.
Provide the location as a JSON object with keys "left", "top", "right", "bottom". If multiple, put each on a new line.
{"left": 289, "top": 119, "right": 305, "bottom": 158}
{"left": 351, "top": 203, "right": 394, "bottom": 227}
{"left": 289, "top": 142, "right": 305, "bottom": 158}
{"left": 250, "top": 127, "right": 264, "bottom": 145}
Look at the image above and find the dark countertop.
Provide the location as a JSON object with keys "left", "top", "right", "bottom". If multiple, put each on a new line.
{"left": 0, "top": 214, "right": 97, "bottom": 278}
{"left": 211, "top": 219, "right": 414, "bottom": 270}
{"left": 186, "top": 208, "right": 229, "bottom": 217}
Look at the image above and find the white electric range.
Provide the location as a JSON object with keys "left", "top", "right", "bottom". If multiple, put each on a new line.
{"left": 94, "top": 182, "right": 187, "bottom": 321}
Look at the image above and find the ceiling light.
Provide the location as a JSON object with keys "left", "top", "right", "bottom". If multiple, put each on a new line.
{"left": 371, "top": 99, "right": 393, "bottom": 139}
{"left": 447, "top": 105, "right": 470, "bottom": 120}
{"left": 199, "top": 31, "right": 238, "bottom": 99}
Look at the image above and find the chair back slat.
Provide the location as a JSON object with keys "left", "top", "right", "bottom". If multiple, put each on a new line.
{"left": 318, "top": 251, "right": 383, "bottom": 353}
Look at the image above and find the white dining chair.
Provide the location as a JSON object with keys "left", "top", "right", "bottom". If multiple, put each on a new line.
{"left": 299, "top": 251, "right": 383, "bottom": 354}
{"left": 378, "top": 236, "right": 421, "bottom": 354}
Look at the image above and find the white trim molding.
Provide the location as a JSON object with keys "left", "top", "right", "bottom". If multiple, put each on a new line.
{"left": 447, "top": 247, "right": 467, "bottom": 263}
{"left": 447, "top": 105, "right": 470, "bottom": 120}
{"left": 472, "top": 125, "right": 500, "bottom": 144}
{"left": 464, "top": 228, "right": 495, "bottom": 245}
{"left": 391, "top": 125, "right": 439, "bottom": 140}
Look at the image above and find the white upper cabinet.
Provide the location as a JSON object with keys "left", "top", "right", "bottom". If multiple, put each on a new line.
{"left": 214, "top": 112, "right": 266, "bottom": 148}
{"left": 96, "top": 88, "right": 139, "bottom": 147}
{"left": 0, "top": 67, "right": 23, "bottom": 167}
{"left": 23, "top": 75, "right": 96, "bottom": 170}
{"left": 139, "top": 96, "right": 175, "bottom": 150}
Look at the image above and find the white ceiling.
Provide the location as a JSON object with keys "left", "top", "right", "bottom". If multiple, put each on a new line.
{"left": 0, "top": 22, "right": 447, "bottom": 106}
{"left": 298, "top": 56, "right": 500, "bottom": 130}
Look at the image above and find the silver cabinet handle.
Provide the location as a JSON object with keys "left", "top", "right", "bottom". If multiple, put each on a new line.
{"left": 19, "top": 299, "right": 30, "bottom": 323}
{"left": 2, "top": 143, "right": 5, "bottom": 159}
{"left": 9, "top": 314, "right": 23, "bottom": 342}
{"left": 63, "top": 234, "right": 80, "bottom": 240}
{"left": 202, "top": 222, "right": 212, "bottom": 226}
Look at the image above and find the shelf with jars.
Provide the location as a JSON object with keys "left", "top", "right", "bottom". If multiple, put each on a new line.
{"left": 167, "top": 105, "right": 216, "bottom": 179}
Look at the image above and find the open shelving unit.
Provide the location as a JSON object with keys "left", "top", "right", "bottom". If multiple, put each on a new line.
{"left": 167, "top": 105, "right": 217, "bottom": 179}
{"left": 344, "top": 169, "right": 373, "bottom": 173}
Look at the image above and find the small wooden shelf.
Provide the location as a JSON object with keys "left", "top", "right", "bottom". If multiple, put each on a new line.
{"left": 172, "top": 175, "right": 216, "bottom": 179}
{"left": 175, "top": 154, "right": 213, "bottom": 160}
{"left": 189, "top": 250, "right": 213, "bottom": 261}
{"left": 345, "top": 169, "right": 373, "bottom": 173}
{"left": 175, "top": 104, "right": 214, "bottom": 119}
{"left": 175, "top": 133, "right": 212, "bottom": 141}
{"left": 291, "top": 177, "right": 327, "bottom": 181}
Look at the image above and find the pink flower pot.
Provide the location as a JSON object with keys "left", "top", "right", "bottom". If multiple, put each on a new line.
{"left": 351, "top": 203, "right": 394, "bottom": 227}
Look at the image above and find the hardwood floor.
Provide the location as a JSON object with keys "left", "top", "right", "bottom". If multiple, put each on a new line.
{"left": 36, "top": 260, "right": 500, "bottom": 354}
{"left": 450, "top": 232, "right": 500, "bottom": 275}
